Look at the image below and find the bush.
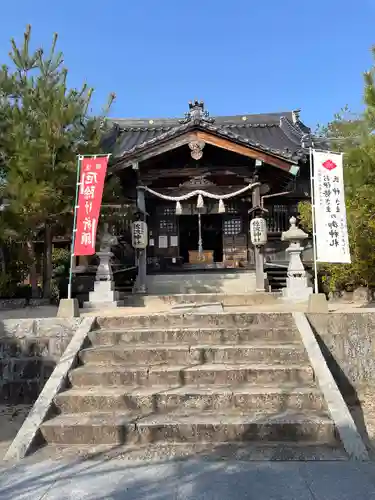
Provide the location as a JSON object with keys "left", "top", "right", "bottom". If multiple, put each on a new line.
{"left": 52, "top": 247, "right": 70, "bottom": 277}
{"left": 0, "top": 273, "right": 17, "bottom": 298}
{"left": 299, "top": 191, "right": 375, "bottom": 293}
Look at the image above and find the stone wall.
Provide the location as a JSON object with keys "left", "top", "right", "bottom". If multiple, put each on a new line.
{"left": 307, "top": 313, "right": 375, "bottom": 397}
{"left": 0, "top": 318, "right": 82, "bottom": 404}
{"left": 307, "top": 313, "right": 375, "bottom": 450}
{"left": 0, "top": 298, "right": 51, "bottom": 310}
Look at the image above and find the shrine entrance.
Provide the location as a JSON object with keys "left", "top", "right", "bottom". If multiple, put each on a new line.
{"left": 179, "top": 215, "right": 199, "bottom": 263}
{"left": 179, "top": 214, "right": 223, "bottom": 264}
{"left": 201, "top": 214, "right": 223, "bottom": 263}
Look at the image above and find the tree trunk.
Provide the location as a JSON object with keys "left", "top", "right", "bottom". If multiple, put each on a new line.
{"left": 43, "top": 223, "right": 53, "bottom": 299}
{"left": 26, "top": 240, "right": 39, "bottom": 298}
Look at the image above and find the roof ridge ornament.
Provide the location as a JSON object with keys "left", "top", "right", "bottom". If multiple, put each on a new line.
{"left": 179, "top": 100, "right": 215, "bottom": 125}
{"left": 292, "top": 109, "right": 301, "bottom": 124}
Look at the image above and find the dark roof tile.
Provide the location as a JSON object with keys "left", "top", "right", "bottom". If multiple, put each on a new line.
{"left": 106, "top": 103, "right": 312, "bottom": 164}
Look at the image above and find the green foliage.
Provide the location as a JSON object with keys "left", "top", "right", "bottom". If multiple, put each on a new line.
{"left": 0, "top": 26, "right": 114, "bottom": 237}
{"left": 52, "top": 247, "right": 70, "bottom": 276}
{"left": 298, "top": 201, "right": 312, "bottom": 234}
{"left": 299, "top": 65, "right": 375, "bottom": 292}
{"left": 0, "top": 272, "right": 17, "bottom": 298}
{"left": 0, "top": 25, "right": 116, "bottom": 298}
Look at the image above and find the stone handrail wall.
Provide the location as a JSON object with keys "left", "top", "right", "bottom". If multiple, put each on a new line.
{"left": 0, "top": 318, "right": 82, "bottom": 404}
{"left": 307, "top": 313, "right": 375, "bottom": 393}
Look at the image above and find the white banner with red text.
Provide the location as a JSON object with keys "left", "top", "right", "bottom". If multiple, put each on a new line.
{"left": 312, "top": 150, "right": 351, "bottom": 263}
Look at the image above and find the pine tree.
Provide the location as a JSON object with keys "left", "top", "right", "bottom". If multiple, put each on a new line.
{"left": 0, "top": 25, "right": 115, "bottom": 297}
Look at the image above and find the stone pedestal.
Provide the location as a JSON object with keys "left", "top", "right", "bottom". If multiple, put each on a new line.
{"left": 84, "top": 275, "right": 122, "bottom": 309}
{"left": 281, "top": 217, "right": 313, "bottom": 302}
{"left": 83, "top": 224, "right": 123, "bottom": 309}
{"left": 308, "top": 293, "right": 329, "bottom": 313}
{"left": 57, "top": 298, "right": 80, "bottom": 317}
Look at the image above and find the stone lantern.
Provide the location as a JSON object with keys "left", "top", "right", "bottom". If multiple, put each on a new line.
{"left": 83, "top": 223, "right": 122, "bottom": 308}
{"left": 281, "top": 216, "right": 313, "bottom": 301}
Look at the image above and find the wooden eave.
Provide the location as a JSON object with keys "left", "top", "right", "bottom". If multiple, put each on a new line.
{"left": 110, "top": 128, "right": 300, "bottom": 175}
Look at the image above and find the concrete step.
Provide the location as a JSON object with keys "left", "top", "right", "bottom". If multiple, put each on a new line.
{"left": 31, "top": 441, "right": 347, "bottom": 462}
{"left": 55, "top": 384, "right": 325, "bottom": 414}
{"left": 89, "top": 326, "right": 299, "bottom": 346}
{"left": 69, "top": 363, "right": 314, "bottom": 387}
{"left": 95, "top": 312, "right": 295, "bottom": 331}
{"left": 40, "top": 409, "right": 337, "bottom": 446}
{"left": 80, "top": 343, "right": 308, "bottom": 365}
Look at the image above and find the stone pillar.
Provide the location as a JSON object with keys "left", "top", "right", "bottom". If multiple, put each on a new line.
{"left": 134, "top": 187, "right": 147, "bottom": 294}
{"left": 251, "top": 183, "right": 266, "bottom": 292}
{"left": 281, "top": 217, "right": 313, "bottom": 301}
{"left": 83, "top": 223, "right": 122, "bottom": 308}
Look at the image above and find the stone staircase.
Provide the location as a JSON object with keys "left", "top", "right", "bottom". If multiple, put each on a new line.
{"left": 40, "top": 312, "right": 346, "bottom": 459}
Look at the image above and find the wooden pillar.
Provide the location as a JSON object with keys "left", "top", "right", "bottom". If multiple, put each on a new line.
{"left": 252, "top": 178, "right": 266, "bottom": 292}
{"left": 134, "top": 172, "right": 147, "bottom": 294}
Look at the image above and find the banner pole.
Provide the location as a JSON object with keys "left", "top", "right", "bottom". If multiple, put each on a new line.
{"left": 68, "top": 155, "right": 82, "bottom": 300}
{"left": 309, "top": 147, "right": 319, "bottom": 294}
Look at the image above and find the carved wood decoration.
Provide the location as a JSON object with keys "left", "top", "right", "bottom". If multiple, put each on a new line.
{"left": 189, "top": 140, "right": 205, "bottom": 160}
{"left": 179, "top": 175, "right": 215, "bottom": 189}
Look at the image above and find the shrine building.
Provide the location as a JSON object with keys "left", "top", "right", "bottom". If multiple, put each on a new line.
{"left": 104, "top": 100, "right": 314, "bottom": 295}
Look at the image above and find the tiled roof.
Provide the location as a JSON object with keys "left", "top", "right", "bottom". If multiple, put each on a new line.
{"left": 104, "top": 101, "right": 312, "bottom": 166}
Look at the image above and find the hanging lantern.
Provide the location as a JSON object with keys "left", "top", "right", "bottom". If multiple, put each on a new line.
{"left": 197, "top": 194, "right": 205, "bottom": 209}
{"left": 131, "top": 221, "right": 148, "bottom": 249}
{"left": 250, "top": 217, "right": 267, "bottom": 246}
{"left": 218, "top": 199, "right": 225, "bottom": 213}
{"left": 175, "top": 200, "right": 182, "bottom": 215}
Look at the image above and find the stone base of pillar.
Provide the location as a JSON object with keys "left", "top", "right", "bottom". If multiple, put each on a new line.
{"left": 307, "top": 293, "right": 329, "bottom": 313}
{"left": 256, "top": 272, "right": 268, "bottom": 293}
{"left": 282, "top": 276, "right": 313, "bottom": 302}
{"left": 57, "top": 298, "right": 80, "bottom": 318}
{"left": 83, "top": 300, "right": 124, "bottom": 309}
{"left": 83, "top": 280, "right": 123, "bottom": 309}
{"left": 133, "top": 283, "right": 147, "bottom": 294}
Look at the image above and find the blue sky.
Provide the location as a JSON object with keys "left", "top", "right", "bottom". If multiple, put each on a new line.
{"left": 1, "top": 0, "right": 374, "bottom": 129}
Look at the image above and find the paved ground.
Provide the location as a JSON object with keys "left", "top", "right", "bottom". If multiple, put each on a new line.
{"left": 0, "top": 405, "right": 32, "bottom": 462}
{"left": 1, "top": 457, "right": 375, "bottom": 499}
{"left": 0, "top": 300, "right": 374, "bottom": 321}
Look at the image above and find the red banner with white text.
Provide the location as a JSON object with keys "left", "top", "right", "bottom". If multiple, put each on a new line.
{"left": 73, "top": 156, "right": 109, "bottom": 256}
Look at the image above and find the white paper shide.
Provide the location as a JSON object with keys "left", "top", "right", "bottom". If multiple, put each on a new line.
{"left": 313, "top": 151, "right": 351, "bottom": 263}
